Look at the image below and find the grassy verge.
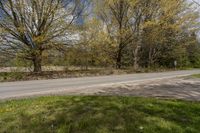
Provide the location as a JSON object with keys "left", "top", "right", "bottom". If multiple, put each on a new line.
{"left": 0, "top": 96, "right": 200, "bottom": 133}
{"left": 0, "top": 67, "right": 186, "bottom": 82}
{"left": 191, "top": 74, "right": 200, "bottom": 78}
{"left": 0, "top": 69, "right": 127, "bottom": 82}
{"left": 0, "top": 72, "right": 26, "bottom": 82}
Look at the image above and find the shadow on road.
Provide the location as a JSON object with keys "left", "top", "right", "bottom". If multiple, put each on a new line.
{"left": 96, "top": 78, "right": 200, "bottom": 101}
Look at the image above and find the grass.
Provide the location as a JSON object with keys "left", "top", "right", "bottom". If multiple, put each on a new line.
{"left": 0, "top": 96, "right": 200, "bottom": 133}
{"left": 0, "top": 69, "right": 131, "bottom": 82}
{"left": 0, "top": 67, "right": 190, "bottom": 82}
{"left": 191, "top": 74, "right": 200, "bottom": 78}
{"left": 0, "top": 72, "right": 25, "bottom": 82}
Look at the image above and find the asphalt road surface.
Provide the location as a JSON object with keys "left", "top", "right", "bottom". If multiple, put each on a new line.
{"left": 0, "top": 70, "right": 200, "bottom": 99}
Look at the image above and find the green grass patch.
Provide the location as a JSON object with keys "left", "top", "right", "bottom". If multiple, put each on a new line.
{"left": 0, "top": 96, "right": 200, "bottom": 133}
{"left": 0, "top": 72, "right": 25, "bottom": 82}
{"left": 191, "top": 74, "right": 200, "bottom": 78}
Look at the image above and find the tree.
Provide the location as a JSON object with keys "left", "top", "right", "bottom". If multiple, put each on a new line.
{"left": 0, "top": 0, "right": 85, "bottom": 72}
{"left": 133, "top": 0, "right": 200, "bottom": 68}
{"left": 94, "top": 0, "right": 135, "bottom": 69}
{"left": 91, "top": 0, "right": 200, "bottom": 69}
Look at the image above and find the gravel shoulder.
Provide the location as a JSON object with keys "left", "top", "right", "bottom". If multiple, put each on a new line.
{"left": 77, "top": 77, "right": 200, "bottom": 101}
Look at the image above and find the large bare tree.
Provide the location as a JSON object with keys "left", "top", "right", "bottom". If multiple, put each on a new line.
{"left": 0, "top": 0, "right": 86, "bottom": 72}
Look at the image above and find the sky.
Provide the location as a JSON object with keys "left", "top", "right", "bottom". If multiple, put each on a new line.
{"left": 191, "top": 0, "right": 200, "bottom": 7}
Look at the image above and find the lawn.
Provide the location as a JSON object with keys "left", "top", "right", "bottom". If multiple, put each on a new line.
{"left": 192, "top": 74, "right": 200, "bottom": 78}
{"left": 0, "top": 96, "right": 200, "bottom": 133}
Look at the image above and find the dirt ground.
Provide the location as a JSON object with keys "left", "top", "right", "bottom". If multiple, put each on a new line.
{"left": 77, "top": 77, "right": 200, "bottom": 101}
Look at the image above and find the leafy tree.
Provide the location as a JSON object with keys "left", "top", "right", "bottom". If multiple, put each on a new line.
{"left": 134, "top": 0, "right": 200, "bottom": 68}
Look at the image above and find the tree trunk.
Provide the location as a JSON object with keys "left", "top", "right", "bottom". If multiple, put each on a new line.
{"left": 116, "top": 49, "right": 122, "bottom": 69}
{"left": 32, "top": 51, "right": 42, "bottom": 73}
{"left": 134, "top": 46, "right": 140, "bottom": 70}
{"left": 134, "top": 26, "right": 142, "bottom": 71}
{"left": 148, "top": 47, "right": 153, "bottom": 69}
{"left": 33, "top": 58, "right": 42, "bottom": 73}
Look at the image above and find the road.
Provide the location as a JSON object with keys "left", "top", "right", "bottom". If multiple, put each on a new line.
{"left": 0, "top": 70, "right": 200, "bottom": 99}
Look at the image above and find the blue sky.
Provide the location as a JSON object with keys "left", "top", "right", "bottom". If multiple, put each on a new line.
{"left": 192, "top": 0, "right": 200, "bottom": 6}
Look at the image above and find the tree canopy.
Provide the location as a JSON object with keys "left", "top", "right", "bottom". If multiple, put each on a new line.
{"left": 0, "top": 0, "right": 200, "bottom": 72}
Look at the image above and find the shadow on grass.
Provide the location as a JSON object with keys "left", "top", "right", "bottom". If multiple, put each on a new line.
{"left": 0, "top": 96, "right": 200, "bottom": 133}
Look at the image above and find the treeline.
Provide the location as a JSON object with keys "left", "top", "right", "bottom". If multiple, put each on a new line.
{"left": 0, "top": 0, "right": 200, "bottom": 72}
